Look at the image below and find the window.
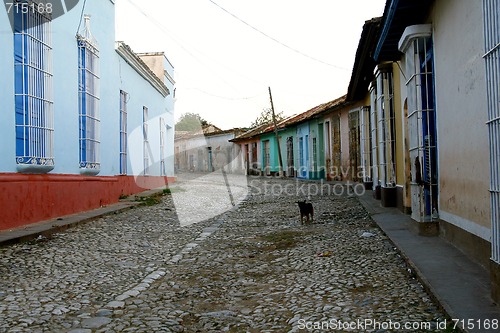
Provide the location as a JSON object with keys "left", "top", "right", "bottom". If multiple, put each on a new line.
{"left": 349, "top": 110, "right": 361, "bottom": 181}
{"left": 369, "top": 82, "right": 379, "bottom": 186}
{"left": 263, "top": 140, "right": 270, "bottom": 175}
{"left": 286, "top": 137, "right": 294, "bottom": 177}
{"left": 119, "top": 90, "right": 128, "bottom": 175}
{"left": 359, "top": 106, "right": 372, "bottom": 183}
{"left": 375, "top": 64, "right": 396, "bottom": 188}
{"left": 399, "top": 24, "right": 438, "bottom": 221}
{"left": 143, "top": 106, "right": 149, "bottom": 176}
{"left": 331, "top": 115, "right": 342, "bottom": 180}
{"left": 77, "top": 15, "right": 100, "bottom": 174}
{"left": 14, "top": 3, "right": 54, "bottom": 173}
{"left": 312, "top": 137, "right": 317, "bottom": 174}
{"left": 483, "top": 0, "right": 500, "bottom": 262}
{"left": 159, "top": 117, "right": 166, "bottom": 176}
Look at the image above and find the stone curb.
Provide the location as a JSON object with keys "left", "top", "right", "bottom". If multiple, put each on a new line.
{"left": 0, "top": 187, "right": 167, "bottom": 247}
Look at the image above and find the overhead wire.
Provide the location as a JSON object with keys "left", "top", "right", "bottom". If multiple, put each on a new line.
{"left": 207, "top": 0, "right": 350, "bottom": 71}
{"left": 123, "top": 0, "right": 270, "bottom": 99}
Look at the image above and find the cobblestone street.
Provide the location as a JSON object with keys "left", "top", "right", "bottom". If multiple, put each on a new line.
{"left": 0, "top": 175, "right": 450, "bottom": 332}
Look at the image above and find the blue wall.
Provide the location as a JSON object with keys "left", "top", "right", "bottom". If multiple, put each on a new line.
{"left": 0, "top": 1, "right": 174, "bottom": 177}
{"left": 0, "top": 6, "right": 16, "bottom": 172}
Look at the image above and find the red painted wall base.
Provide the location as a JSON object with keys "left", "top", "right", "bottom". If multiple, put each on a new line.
{"left": 0, "top": 173, "right": 176, "bottom": 231}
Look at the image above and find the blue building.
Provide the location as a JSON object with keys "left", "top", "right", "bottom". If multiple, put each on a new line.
{"left": 0, "top": 1, "right": 175, "bottom": 230}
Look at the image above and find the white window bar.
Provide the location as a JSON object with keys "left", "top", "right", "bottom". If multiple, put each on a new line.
{"left": 483, "top": 0, "right": 500, "bottom": 262}
{"left": 375, "top": 64, "right": 396, "bottom": 188}
{"left": 160, "top": 117, "right": 166, "bottom": 176}
{"left": 370, "top": 81, "right": 379, "bottom": 187}
{"left": 14, "top": 3, "right": 54, "bottom": 171}
{"left": 331, "top": 114, "right": 342, "bottom": 179}
{"left": 349, "top": 109, "right": 360, "bottom": 181}
{"left": 119, "top": 90, "right": 128, "bottom": 175}
{"left": 359, "top": 106, "right": 372, "bottom": 183}
{"left": 312, "top": 137, "right": 317, "bottom": 174}
{"left": 143, "top": 106, "right": 149, "bottom": 176}
{"left": 77, "top": 15, "right": 100, "bottom": 174}
{"left": 400, "top": 26, "right": 438, "bottom": 223}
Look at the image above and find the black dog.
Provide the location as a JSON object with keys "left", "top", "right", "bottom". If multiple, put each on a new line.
{"left": 297, "top": 200, "right": 314, "bottom": 224}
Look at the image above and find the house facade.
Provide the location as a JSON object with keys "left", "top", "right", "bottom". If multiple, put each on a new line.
{"left": 174, "top": 128, "right": 244, "bottom": 174}
{"left": 0, "top": 1, "right": 175, "bottom": 230}
{"left": 367, "top": 0, "right": 500, "bottom": 301}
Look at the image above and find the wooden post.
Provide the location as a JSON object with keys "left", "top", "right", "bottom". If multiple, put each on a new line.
{"left": 269, "top": 87, "right": 284, "bottom": 177}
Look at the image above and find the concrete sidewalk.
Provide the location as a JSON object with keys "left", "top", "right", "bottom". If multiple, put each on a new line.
{"left": 358, "top": 191, "right": 500, "bottom": 333}
{"left": 0, "top": 188, "right": 164, "bottom": 246}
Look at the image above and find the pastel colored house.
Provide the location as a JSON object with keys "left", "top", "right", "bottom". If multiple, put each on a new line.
{"left": 174, "top": 128, "right": 244, "bottom": 174}
{"left": 0, "top": 1, "right": 175, "bottom": 230}
{"left": 369, "top": 0, "right": 500, "bottom": 301}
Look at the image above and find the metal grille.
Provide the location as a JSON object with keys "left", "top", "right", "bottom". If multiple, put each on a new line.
{"left": 78, "top": 37, "right": 100, "bottom": 171}
{"left": 349, "top": 109, "right": 361, "bottom": 182}
{"left": 143, "top": 106, "right": 149, "bottom": 176}
{"left": 120, "top": 90, "right": 128, "bottom": 175}
{"left": 160, "top": 117, "right": 166, "bottom": 176}
{"left": 405, "top": 35, "right": 438, "bottom": 222}
{"left": 331, "top": 114, "right": 342, "bottom": 180}
{"left": 370, "top": 82, "right": 379, "bottom": 186}
{"left": 375, "top": 65, "right": 396, "bottom": 188}
{"left": 359, "top": 106, "right": 371, "bottom": 183}
{"left": 483, "top": 0, "right": 500, "bottom": 262}
{"left": 14, "top": 6, "right": 54, "bottom": 168}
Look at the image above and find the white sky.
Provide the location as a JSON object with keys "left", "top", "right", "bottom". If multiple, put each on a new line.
{"left": 115, "top": 0, "right": 386, "bottom": 129}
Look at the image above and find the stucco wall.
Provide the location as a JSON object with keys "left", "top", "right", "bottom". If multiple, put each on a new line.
{"left": 431, "top": 0, "right": 490, "bottom": 236}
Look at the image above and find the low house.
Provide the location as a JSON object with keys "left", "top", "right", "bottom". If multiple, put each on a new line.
{"left": 0, "top": 1, "right": 175, "bottom": 230}
{"left": 368, "top": 0, "right": 500, "bottom": 301}
{"left": 175, "top": 128, "right": 245, "bottom": 174}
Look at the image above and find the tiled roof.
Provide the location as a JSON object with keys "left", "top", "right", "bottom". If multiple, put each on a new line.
{"left": 231, "top": 95, "right": 348, "bottom": 142}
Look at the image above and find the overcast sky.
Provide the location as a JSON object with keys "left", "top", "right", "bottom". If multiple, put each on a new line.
{"left": 115, "top": 0, "right": 386, "bottom": 129}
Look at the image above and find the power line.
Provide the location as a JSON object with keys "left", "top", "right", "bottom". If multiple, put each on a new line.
{"left": 207, "top": 0, "right": 349, "bottom": 71}
{"left": 123, "top": 0, "right": 245, "bottom": 91}
{"left": 185, "top": 87, "right": 266, "bottom": 101}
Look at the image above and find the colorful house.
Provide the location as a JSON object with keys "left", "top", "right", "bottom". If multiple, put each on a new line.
{"left": 174, "top": 128, "right": 244, "bottom": 174}
{"left": 369, "top": 0, "right": 500, "bottom": 301}
{"left": 0, "top": 1, "right": 175, "bottom": 230}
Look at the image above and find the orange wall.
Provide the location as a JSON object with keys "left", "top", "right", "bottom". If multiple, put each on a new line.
{"left": 0, "top": 174, "right": 175, "bottom": 231}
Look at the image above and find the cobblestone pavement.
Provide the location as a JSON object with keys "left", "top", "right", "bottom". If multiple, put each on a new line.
{"left": 0, "top": 175, "right": 451, "bottom": 332}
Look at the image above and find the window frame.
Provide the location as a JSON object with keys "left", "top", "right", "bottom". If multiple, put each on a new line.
{"left": 14, "top": 2, "right": 54, "bottom": 173}
{"left": 77, "top": 33, "right": 100, "bottom": 175}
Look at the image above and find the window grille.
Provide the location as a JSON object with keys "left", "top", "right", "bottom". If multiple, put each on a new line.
{"left": 331, "top": 114, "right": 342, "bottom": 180}
{"left": 14, "top": 3, "right": 54, "bottom": 172}
{"left": 143, "top": 106, "right": 149, "bottom": 176}
{"left": 349, "top": 109, "right": 361, "bottom": 182}
{"left": 77, "top": 15, "right": 100, "bottom": 174}
{"left": 312, "top": 137, "right": 317, "bottom": 174}
{"left": 400, "top": 26, "right": 438, "bottom": 222}
{"left": 286, "top": 137, "right": 294, "bottom": 177}
{"left": 119, "top": 90, "right": 128, "bottom": 175}
{"left": 483, "top": 0, "right": 500, "bottom": 262}
{"left": 375, "top": 64, "right": 396, "bottom": 188}
{"left": 369, "top": 82, "right": 379, "bottom": 186}
{"left": 160, "top": 117, "right": 166, "bottom": 176}
{"left": 359, "top": 106, "right": 372, "bottom": 183}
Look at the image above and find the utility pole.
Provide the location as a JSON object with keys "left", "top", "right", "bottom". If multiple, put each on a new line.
{"left": 269, "top": 87, "right": 284, "bottom": 177}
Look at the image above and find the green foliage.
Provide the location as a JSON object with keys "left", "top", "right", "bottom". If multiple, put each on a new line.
{"left": 175, "top": 113, "right": 210, "bottom": 132}
{"left": 250, "top": 108, "right": 285, "bottom": 128}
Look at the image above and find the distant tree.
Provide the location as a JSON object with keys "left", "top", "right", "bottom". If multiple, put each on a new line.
{"left": 175, "top": 113, "right": 210, "bottom": 131}
{"left": 250, "top": 108, "right": 285, "bottom": 128}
